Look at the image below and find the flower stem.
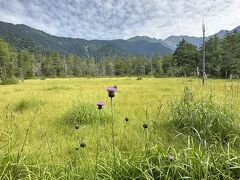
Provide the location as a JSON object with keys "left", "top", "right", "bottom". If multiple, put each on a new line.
{"left": 144, "top": 128, "right": 149, "bottom": 158}
{"left": 110, "top": 97, "right": 116, "bottom": 178}
{"left": 121, "top": 122, "right": 127, "bottom": 147}
{"left": 94, "top": 110, "right": 101, "bottom": 180}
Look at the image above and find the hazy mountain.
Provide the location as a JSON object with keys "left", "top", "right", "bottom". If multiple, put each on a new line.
{"left": 0, "top": 21, "right": 173, "bottom": 58}
{"left": 215, "top": 30, "right": 229, "bottom": 39}
{"left": 163, "top": 26, "right": 240, "bottom": 49}
{"left": 128, "top": 36, "right": 175, "bottom": 50}
{"left": 164, "top": 35, "right": 202, "bottom": 49}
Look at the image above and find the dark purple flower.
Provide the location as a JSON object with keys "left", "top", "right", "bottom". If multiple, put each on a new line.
{"left": 80, "top": 142, "right": 86, "bottom": 148}
{"left": 96, "top": 101, "right": 104, "bottom": 109}
{"left": 143, "top": 123, "right": 148, "bottom": 129}
{"left": 75, "top": 124, "right": 80, "bottom": 129}
{"left": 107, "top": 86, "right": 117, "bottom": 97}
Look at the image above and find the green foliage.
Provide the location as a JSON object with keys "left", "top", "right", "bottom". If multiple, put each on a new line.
{"left": 162, "top": 55, "right": 175, "bottom": 76}
{"left": 168, "top": 87, "right": 240, "bottom": 143}
{"left": 205, "top": 35, "right": 223, "bottom": 77}
{"left": 0, "top": 38, "right": 17, "bottom": 82}
{"left": 64, "top": 102, "right": 111, "bottom": 125}
{"left": 162, "top": 33, "right": 240, "bottom": 78}
{"left": 0, "top": 76, "right": 18, "bottom": 85}
{"left": 172, "top": 39, "right": 200, "bottom": 76}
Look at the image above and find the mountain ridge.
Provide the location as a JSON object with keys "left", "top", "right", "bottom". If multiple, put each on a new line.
{"left": 0, "top": 21, "right": 173, "bottom": 58}
{"left": 0, "top": 20, "right": 239, "bottom": 57}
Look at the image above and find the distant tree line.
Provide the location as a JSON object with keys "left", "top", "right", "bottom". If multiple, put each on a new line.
{"left": 0, "top": 38, "right": 166, "bottom": 81}
{"left": 1, "top": 31, "right": 240, "bottom": 84}
{"left": 163, "top": 32, "right": 240, "bottom": 78}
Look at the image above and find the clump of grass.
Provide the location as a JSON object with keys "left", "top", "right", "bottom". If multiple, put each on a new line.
{"left": 44, "top": 84, "right": 71, "bottom": 91}
{"left": 97, "top": 139, "right": 240, "bottom": 179}
{"left": 14, "top": 88, "right": 22, "bottom": 92}
{"left": 168, "top": 87, "right": 240, "bottom": 144}
{"left": 137, "top": 77, "right": 143, "bottom": 80}
{"left": 14, "top": 98, "right": 44, "bottom": 112}
{"left": 64, "top": 101, "right": 111, "bottom": 125}
{"left": 185, "top": 79, "right": 194, "bottom": 82}
{"left": 160, "top": 88, "right": 170, "bottom": 91}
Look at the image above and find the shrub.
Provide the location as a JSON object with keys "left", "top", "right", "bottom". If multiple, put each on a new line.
{"left": 137, "top": 77, "right": 143, "bottom": 80}
{"left": 0, "top": 76, "right": 18, "bottom": 85}
{"left": 168, "top": 87, "right": 240, "bottom": 144}
{"left": 64, "top": 102, "right": 111, "bottom": 125}
{"left": 40, "top": 77, "right": 46, "bottom": 80}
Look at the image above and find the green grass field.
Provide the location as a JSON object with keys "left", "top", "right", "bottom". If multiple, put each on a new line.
{"left": 1, "top": 77, "right": 240, "bottom": 179}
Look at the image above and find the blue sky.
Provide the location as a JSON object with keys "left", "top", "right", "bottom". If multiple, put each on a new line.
{"left": 0, "top": 0, "right": 240, "bottom": 40}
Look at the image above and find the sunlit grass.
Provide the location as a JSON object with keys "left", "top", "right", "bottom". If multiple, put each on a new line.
{"left": 0, "top": 77, "right": 240, "bottom": 179}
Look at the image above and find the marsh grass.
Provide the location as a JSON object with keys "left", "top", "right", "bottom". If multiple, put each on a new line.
{"left": 64, "top": 101, "right": 111, "bottom": 125}
{"left": 168, "top": 87, "right": 240, "bottom": 144}
{"left": 1, "top": 78, "right": 240, "bottom": 179}
{"left": 0, "top": 149, "right": 95, "bottom": 179}
{"left": 97, "top": 138, "right": 240, "bottom": 179}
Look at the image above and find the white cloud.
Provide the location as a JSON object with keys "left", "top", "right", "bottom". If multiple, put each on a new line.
{"left": 0, "top": 0, "right": 240, "bottom": 39}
